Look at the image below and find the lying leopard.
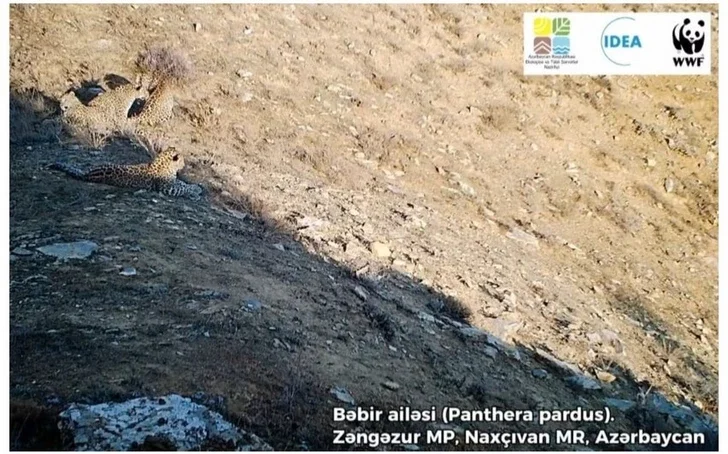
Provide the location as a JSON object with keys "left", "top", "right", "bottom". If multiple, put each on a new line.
{"left": 51, "top": 147, "right": 203, "bottom": 199}
{"left": 60, "top": 78, "right": 147, "bottom": 133}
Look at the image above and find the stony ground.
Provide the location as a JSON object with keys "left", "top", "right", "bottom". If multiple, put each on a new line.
{"left": 9, "top": 3, "right": 718, "bottom": 451}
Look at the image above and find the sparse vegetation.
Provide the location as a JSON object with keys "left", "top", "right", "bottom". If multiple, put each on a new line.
{"left": 9, "top": 87, "right": 61, "bottom": 145}
{"left": 135, "top": 45, "right": 194, "bottom": 88}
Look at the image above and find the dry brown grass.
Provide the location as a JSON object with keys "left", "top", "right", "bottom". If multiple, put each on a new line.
{"left": 10, "top": 87, "right": 62, "bottom": 145}
{"left": 60, "top": 121, "right": 110, "bottom": 149}
{"left": 135, "top": 45, "right": 194, "bottom": 87}
{"left": 117, "top": 128, "right": 168, "bottom": 158}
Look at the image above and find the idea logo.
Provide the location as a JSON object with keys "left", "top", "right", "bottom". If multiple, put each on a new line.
{"left": 600, "top": 16, "right": 642, "bottom": 66}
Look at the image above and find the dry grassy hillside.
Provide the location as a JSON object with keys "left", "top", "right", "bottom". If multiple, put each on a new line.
{"left": 9, "top": 3, "right": 718, "bottom": 450}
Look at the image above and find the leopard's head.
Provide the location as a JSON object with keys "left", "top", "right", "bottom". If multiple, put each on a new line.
{"left": 154, "top": 146, "right": 186, "bottom": 177}
{"left": 59, "top": 91, "right": 81, "bottom": 115}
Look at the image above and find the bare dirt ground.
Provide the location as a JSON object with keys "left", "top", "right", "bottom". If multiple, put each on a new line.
{"left": 9, "top": 3, "right": 718, "bottom": 451}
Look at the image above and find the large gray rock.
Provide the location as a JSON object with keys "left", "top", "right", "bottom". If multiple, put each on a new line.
{"left": 37, "top": 240, "right": 98, "bottom": 260}
{"left": 58, "top": 394, "right": 272, "bottom": 451}
{"left": 647, "top": 392, "right": 718, "bottom": 436}
{"left": 565, "top": 375, "right": 602, "bottom": 391}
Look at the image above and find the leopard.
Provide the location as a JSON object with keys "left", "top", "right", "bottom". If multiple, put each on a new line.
{"left": 50, "top": 147, "right": 203, "bottom": 199}
{"left": 130, "top": 46, "right": 193, "bottom": 129}
{"left": 132, "top": 77, "right": 179, "bottom": 128}
{"left": 60, "top": 77, "right": 147, "bottom": 132}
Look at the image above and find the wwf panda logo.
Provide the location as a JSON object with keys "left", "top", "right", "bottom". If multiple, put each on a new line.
{"left": 672, "top": 18, "right": 705, "bottom": 55}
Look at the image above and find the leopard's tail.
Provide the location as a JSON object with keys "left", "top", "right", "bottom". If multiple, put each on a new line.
{"left": 50, "top": 162, "right": 87, "bottom": 180}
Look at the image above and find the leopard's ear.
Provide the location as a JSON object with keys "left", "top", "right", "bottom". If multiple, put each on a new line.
{"left": 166, "top": 146, "right": 180, "bottom": 161}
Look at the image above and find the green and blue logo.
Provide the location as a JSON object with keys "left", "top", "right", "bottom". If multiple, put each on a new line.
{"left": 533, "top": 17, "right": 571, "bottom": 55}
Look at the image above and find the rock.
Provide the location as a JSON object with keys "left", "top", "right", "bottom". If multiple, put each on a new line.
{"left": 535, "top": 348, "right": 582, "bottom": 375}
{"left": 480, "top": 304, "right": 506, "bottom": 318}
{"left": 37, "top": 240, "right": 98, "bottom": 260}
{"left": 457, "top": 180, "right": 476, "bottom": 197}
{"left": 459, "top": 327, "right": 486, "bottom": 338}
{"left": 193, "top": 22, "right": 201, "bottom": 32}
{"left": 272, "top": 243, "right": 285, "bottom": 252}
{"left": 565, "top": 375, "right": 602, "bottom": 391}
{"left": 418, "top": 312, "right": 436, "bottom": 323}
{"left": 236, "top": 69, "right": 253, "bottom": 79}
{"left": 644, "top": 393, "right": 718, "bottom": 448}
{"left": 505, "top": 347, "right": 523, "bottom": 362}
{"left": 120, "top": 267, "right": 137, "bottom": 276}
{"left": 330, "top": 387, "right": 355, "bottom": 406}
{"left": 273, "top": 338, "right": 290, "bottom": 350}
{"left": 241, "top": 92, "right": 255, "bottom": 103}
{"left": 502, "top": 290, "right": 517, "bottom": 306}
{"left": 596, "top": 370, "right": 617, "bottom": 383}
{"left": 483, "top": 333, "right": 507, "bottom": 349}
{"left": 484, "top": 335, "right": 521, "bottom": 360}
{"left": 604, "top": 398, "right": 636, "bottom": 412}
{"left": 586, "top": 332, "right": 602, "bottom": 344}
{"left": 392, "top": 259, "right": 409, "bottom": 270}
{"left": 382, "top": 381, "right": 400, "bottom": 391}
{"left": 506, "top": 227, "right": 539, "bottom": 248}
{"left": 369, "top": 242, "right": 391, "bottom": 258}
{"left": 664, "top": 178, "right": 675, "bottom": 193}
{"left": 58, "top": 394, "right": 272, "bottom": 451}
{"left": 344, "top": 241, "right": 366, "bottom": 256}
{"left": 532, "top": 369, "right": 549, "bottom": 379}
{"left": 352, "top": 285, "right": 368, "bottom": 301}
{"left": 483, "top": 346, "right": 498, "bottom": 359}
{"left": 244, "top": 298, "right": 262, "bottom": 311}
{"left": 11, "top": 246, "right": 33, "bottom": 256}
{"left": 480, "top": 316, "right": 523, "bottom": 343}
{"left": 296, "top": 216, "right": 325, "bottom": 230}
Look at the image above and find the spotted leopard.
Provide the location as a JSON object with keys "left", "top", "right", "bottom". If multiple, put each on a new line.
{"left": 51, "top": 147, "right": 203, "bottom": 199}
{"left": 60, "top": 79, "right": 147, "bottom": 132}
{"left": 132, "top": 77, "right": 180, "bottom": 128}
{"left": 131, "top": 46, "right": 192, "bottom": 129}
